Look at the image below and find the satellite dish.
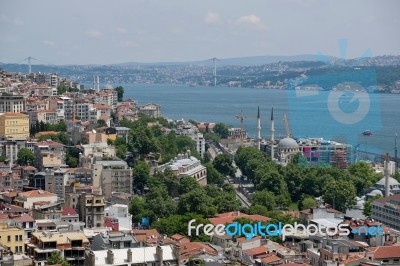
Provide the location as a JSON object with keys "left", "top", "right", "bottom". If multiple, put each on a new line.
{"left": 92, "top": 129, "right": 96, "bottom": 133}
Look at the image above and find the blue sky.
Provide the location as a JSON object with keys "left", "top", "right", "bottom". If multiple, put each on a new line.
{"left": 0, "top": 0, "right": 399, "bottom": 65}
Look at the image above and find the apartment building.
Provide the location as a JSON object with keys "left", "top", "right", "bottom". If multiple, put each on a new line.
{"left": 28, "top": 231, "right": 89, "bottom": 266}
{"left": 0, "top": 113, "right": 29, "bottom": 140}
{"left": 0, "top": 95, "right": 26, "bottom": 113}
{"left": 372, "top": 194, "right": 400, "bottom": 231}
{"left": 33, "top": 140, "right": 66, "bottom": 171}
{"left": 0, "top": 221, "right": 25, "bottom": 254}
{"left": 77, "top": 193, "right": 105, "bottom": 228}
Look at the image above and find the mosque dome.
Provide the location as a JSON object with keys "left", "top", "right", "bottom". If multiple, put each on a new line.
{"left": 376, "top": 177, "right": 400, "bottom": 186}
{"left": 368, "top": 189, "right": 383, "bottom": 197}
{"left": 278, "top": 138, "right": 299, "bottom": 149}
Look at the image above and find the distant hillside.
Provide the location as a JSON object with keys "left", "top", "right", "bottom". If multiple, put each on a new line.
{"left": 112, "top": 54, "right": 334, "bottom": 67}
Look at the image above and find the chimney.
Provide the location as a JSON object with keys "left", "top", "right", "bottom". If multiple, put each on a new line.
{"left": 107, "top": 249, "right": 114, "bottom": 264}
{"left": 173, "top": 244, "right": 181, "bottom": 266}
{"left": 384, "top": 153, "right": 390, "bottom": 197}
{"left": 127, "top": 249, "right": 132, "bottom": 262}
{"left": 187, "top": 149, "right": 191, "bottom": 158}
{"left": 156, "top": 245, "right": 163, "bottom": 265}
{"left": 86, "top": 250, "right": 96, "bottom": 266}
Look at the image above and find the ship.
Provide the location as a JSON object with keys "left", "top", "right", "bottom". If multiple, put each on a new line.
{"left": 362, "top": 130, "right": 373, "bottom": 136}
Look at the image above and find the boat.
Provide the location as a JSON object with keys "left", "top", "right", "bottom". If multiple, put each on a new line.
{"left": 362, "top": 130, "right": 373, "bottom": 136}
{"left": 189, "top": 82, "right": 198, "bottom": 87}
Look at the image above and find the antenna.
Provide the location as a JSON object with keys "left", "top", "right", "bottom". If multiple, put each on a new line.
{"left": 395, "top": 133, "right": 398, "bottom": 172}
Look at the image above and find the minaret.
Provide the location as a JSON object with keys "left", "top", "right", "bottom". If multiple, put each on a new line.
{"left": 270, "top": 107, "right": 275, "bottom": 159}
{"left": 257, "top": 106, "right": 261, "bottom": 150}
{"left": 97, "top": 75, "right": 100, "bottom": 91}
{"left": 384, "top": 153, "right": 390, "bottom": 197}
{"left": 93, "top": 76, "right": 96, "bottom": 90}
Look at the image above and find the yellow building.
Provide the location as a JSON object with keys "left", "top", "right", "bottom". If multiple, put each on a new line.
{"left": 0, "top": 112, "right": 30, "bottom": 140}
{"left": 0, "top": 221, "right": 25, "bottom": 254}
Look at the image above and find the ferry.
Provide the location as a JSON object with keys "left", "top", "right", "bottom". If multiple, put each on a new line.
{"left": 362, "top": 130, "right": 373, "bottom": 136}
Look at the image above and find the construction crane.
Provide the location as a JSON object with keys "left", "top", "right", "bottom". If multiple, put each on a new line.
{"left": 283, "top": 113, "right": 292, "bottom": 138}
{"left": 235, "top": 110, "right": 247, "bottom": 145}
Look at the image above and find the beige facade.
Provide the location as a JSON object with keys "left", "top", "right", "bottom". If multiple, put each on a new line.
{"left": 0, "top": 222, "right": 25, "bottom": 254}
{"left": 0, "top": 112, "right": 29, "bottom": 140}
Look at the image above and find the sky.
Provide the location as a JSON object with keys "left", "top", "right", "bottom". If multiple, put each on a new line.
{"left": 0, "top": 0, "right": 399, "bottom": 65}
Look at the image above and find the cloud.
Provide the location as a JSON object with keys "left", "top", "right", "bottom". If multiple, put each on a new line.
{"left": 237, "top": 14, "right": 267, "bottom": 30}
{"left": 0, "top": 15, "right": 24, "bottom": 26}
{"left": 205, "top": 12, "right": 220, "bottom": 24}
{"left": 86, "top": 30, "right": 103, "bottom": 38}
{"left": 119, "top": 41, "right": 137, "bottom": 48}
{"left": 116, "top": 27, "right": 127, "bottom": 34}
{"left": 43, "top": 40, "right": 56, "bottom": 46}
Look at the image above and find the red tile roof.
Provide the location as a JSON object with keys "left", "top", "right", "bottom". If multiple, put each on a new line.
{"left": 244, "top": 245, "right": 268, "bottom": 256}
{"left": 62, "top": 207, "right": 78, "bottom": 216}
{"left": 209, "top": 212, "right": 270, "bottom": 226}
{"left": 12, "top": 214, "right": 35, "bottom": 223}
{"left": 261, "top": 255, "right": 281, "bottom": 264}
{"left": 371, "top": 246, "right": 400, "bottom": 259}
{"left": 18, "top": 190, "right": 56, "bottom": 198}
{"left": 237, "top": 236, "right": 261, "bottom": 243}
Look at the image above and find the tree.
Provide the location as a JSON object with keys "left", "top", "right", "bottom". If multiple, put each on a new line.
{"left": 17, "top": 148, "right": 35, "bottom": 166}
{"left": 179, "top": 176, "right": 200, "bottom": 195}
{"left": 214, "top": 123, "right": 229, "bottom": 139}
{"left": 204, "top": 163, "right": 224, "bottom": 186}
{"left": 115, "top": 86, "right": 124, "bottom": 102}
{"left": 300, "top": 196, "right": 317, "bottom": 210}
{"left": 132, "top": 161, "right": 150, "bottom": 193}
{"left": 67, "top": 157, "right": 78, "bottom": 168}
{"left": 129, "top": 197, "right": 148, "bottom": 223}
{"left": 363, "top": 194, "right": 381, "bottom": 217}
{"left": 47, "top": 251, "right": 70, "bottom": 266}
{"left": 213, "top": 154, "right": 235, "bottom": 176}
{"left": 0, "top": 155, "right": 7, "bottom": 162}
{"left": 322, "top": 180, "right": 357, "bottom": 213}
{"left": 178, "top": 188, "right": 217, "bottom": 217}
{"left": 97, "top": 119, "right": 107, "bottom": 127}
{"left": 251, "top": 190, "right": 276, "bottom": 211}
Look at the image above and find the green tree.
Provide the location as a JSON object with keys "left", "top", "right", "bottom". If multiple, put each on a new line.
{"left": 47, "top": 251, "right": 70, "bottom": 266}
{"left": 129, "top": 197, "right": 148, "bottom": 223}
{"left": 204, "top": 163, "right": 224, "bottom": 186}
{"left": 178, "top": 188, "right": 217, "bottom": 217}
{"left": 248, "top": 204, "right": 269, "bottom": 216}
{"left": 322, "top": 180, "right": 357, "bottom": 213}
{"left": 97, "top": 119, "right": 107, "bottom": 127}
{"left": 17, "top": 148, "right": 35, "bottom": 166}
{"left": 299, "top": 196, "right": 317, "bottom": 210}
{"left": 129, "top": 126, "right": 159, "bottom": 159}
{"left": 363, "top": 194, "right": 381, "bottom": 217}
{"left": 179, "top": 176, "right": 201, "bottom": 195}
{"left": 213, "top": 154, "right": 235, "bottom": 176}
{"left": 0, "top": 155, "right": 7, "bottom": 162}
{"left": 251, "top": 190, "right": 276, "bottom": 211}
{"left": 115, "top": 86, "right": 124, "bottom": 102}
{"left": 67, "top": 157, "right": 78, "bottom": 168}
{"left": 213, "top": 123, "right": 229, "bottom": 139}
{"left": 132, "top": 161, "right": 150, "bottom": 192}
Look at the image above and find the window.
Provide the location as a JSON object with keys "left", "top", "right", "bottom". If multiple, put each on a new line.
{"left": 7, "top": 236, "right": 11, "bottom": 242}
{"left": 15, "top": 235, "right": 18, "bottom": 241}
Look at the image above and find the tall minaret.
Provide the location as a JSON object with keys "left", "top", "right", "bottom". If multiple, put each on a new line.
{"left": 270, "top": 107, "right": 275, "bottom": 159}
{"left": 257, "top": 106, "right": 261, "bottom": 150}
{"left": 384, "top": 153, "right": 390, "bottom": 197}
{"left": 96, "top": 75, "right": 100, "bottom": 92}
{"left": 93, "top": 76, "right": 96, "bottom": 90}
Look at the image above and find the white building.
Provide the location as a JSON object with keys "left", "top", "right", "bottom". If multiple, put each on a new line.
{"left": 105, "top": 204, "right": 133, "bottom": 231}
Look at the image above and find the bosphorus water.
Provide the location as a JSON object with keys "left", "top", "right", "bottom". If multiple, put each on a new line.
{"left": 122, "top": 84, "right": 400, "bottom": 158}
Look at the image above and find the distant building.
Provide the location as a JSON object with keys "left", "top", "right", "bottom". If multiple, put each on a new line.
{"left": 77, "top": 193, "right": 105, "bottom": 228}
{"left": 91, "top": 231, "right": 138, "bottom": 251}
{"left": 0, "top": 95, "right": 26, "bottom": 113}
{"left": 32, "top": 202, "right": 63, "bottom": 221}
{"left": 33, "top": 140, "right": 66, "bottom": 171}
{"left": 0, "top": 113, "right": 29, "bottom": 140}
{"left": 0, "top": 221, "right": 25, "bottom": 255}
{"left": 14, "top": 190, "right": 58, "bottom": 209}
{"left": 28, "top": 230, "right": 89, "bottom": 266}
{"left": 156, "top": 151, "right": 207, "bottom": 186}
{"left": 138, "top": 103, "right": 161, "bottom": 118}
{"left": 84, "top": 245, "right": 180, "bottom": 266}
{"left": 372, "top": 194, "right": 400, "bottom": 231}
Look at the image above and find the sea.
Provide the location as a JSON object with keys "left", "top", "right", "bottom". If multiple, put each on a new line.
{"left": 119, "top": 84, "right": 400, "bottom": 158}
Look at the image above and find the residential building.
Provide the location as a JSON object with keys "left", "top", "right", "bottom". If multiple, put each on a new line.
{"left": 61, "top": 207, "right": 79, "bottom": 223}
{"left": 91, "top": 231, "right": 138, "bottom": 251}
{"left": 193, "top": 133, "right": 205, "bottom": 158}
{"left": 28, "top": 230, "right": 89, "bottom": 266}
{"left": 75, "top": 102, "right": 94, "bottom": 121}
{"left": 0, "top": 95, "right": 26, "bottom": 113}
{"left": 372, "top": 194, "right": 400, "bottom": 231}
{"left": 45, "top": 169, "right": 68, "bottom": 202}
{"left": 33, "top": 140, "right": 66, "bottom": 171}
{"left": 14, "top": 190, "right": 58, "bottom": 209}
{"left": 84, "top": 245, "right": 180, "bottom": 266}
{"left": 0, "top": 139, "right": 29, "bottom": 164}
{"left": 81, "top": 143, "right": 116, "bottom": 158}
{"left": 11, "top": 214, "right": 36, "bottom": 243}
{"left": 104, "top": 204, "right": 132, "bottom": 231}
{"left": 92, "top": 159, "right": 132, "bottom": 197}
{"left": 138, "top": 103, "right": 161, "bottom": 118}
{"left": 32, "top": 202, "right": 63, "bottom": 221}
{"left": 0, "top": 113, "right": 29, "bottom": 140}
{"left": 299, "top": 206, "right": 343, "bottom": 225}
{"left": 77, "top": 193, "right": 105, "bottom": 228}
{"left": 29, "top": 110, "right": 58, "bottom": 127}
{"left": 0, "top": 221, "right": 25, "bottom": 254}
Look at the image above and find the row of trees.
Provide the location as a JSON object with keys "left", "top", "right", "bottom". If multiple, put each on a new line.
{"left": 30, "top": 120, "right": 67, "bottom": 136}
{"left": 235, "top": 147, "right": 381, "bottom": 213}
